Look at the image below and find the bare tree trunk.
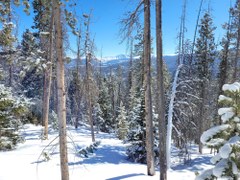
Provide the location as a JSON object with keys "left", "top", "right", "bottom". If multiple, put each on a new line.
{"left": 7, "top": 2, "right": 13, "bottom": 87}
{"left": 232, "top": 10, "right": 240, "bottom": 81}
{"left": 190, "top": 0, "right": 204, "bottom": 70}
{"left": 74, "top": 27, "right": 82, "bottom": 129}
{"left": 198, "top": 85, "right": 205, "bottom": 154}
{"left": 218, "top": 10, "right": 232, "bottom": 125}
{"left": 86, "top": 53, "right": 95, "bottom": 142}
{"left": 143, "top": 0, "right": 155, "bottom": 176}
{"left": 43, "top": 10, "right": 54, "bottom": 139}
{"left": 156, "top": 0, "right": 167, "bottom": 179}
{"left": 53, "top": 0, "right": 69, "bottom": 179}
{"left": 8, "top": 65, "right": 12, "bottom": 86}
{"left": 84, "top": 13, "right": 95, "bottom": 142}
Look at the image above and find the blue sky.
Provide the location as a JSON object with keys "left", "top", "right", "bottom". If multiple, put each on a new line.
{"left": 14, "top": 0, "right": 233, "bottom": 57}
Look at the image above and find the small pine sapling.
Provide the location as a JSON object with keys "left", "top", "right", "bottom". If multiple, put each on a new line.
{"left": 196, "top": 82, "right": 240, "bottom": 180}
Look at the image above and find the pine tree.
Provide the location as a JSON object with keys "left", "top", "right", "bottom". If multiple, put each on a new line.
{"left": 97, "top": 78, "right": 113, "bottom": 133}
{"left": 20, "top": 29, "right": 44, "bottom": 99}
{"left": 197, "top": 82, "right": 240, "bottom": 179}
{"left": 127, "top": 88, "right": 146, "bottom": 163}
{"left": 229, "top": 1, "right": 240, "bottom": 81}
{"left": 21, "top": 29, "right": 38, "bottom": 57}
{"left": 116, "top": 102, "right": 128, "bottom": 140}
{"left": 0, "top": 84, "right": 31, "bottom": 150}
{"left": 93, "top": 103, "right": 104, "bottom": 133}
{"left": 32, "top": 0, "right": 54, "bottom": 140}
{"left": 194, "top": 12, "right": 217, "bottom": 153}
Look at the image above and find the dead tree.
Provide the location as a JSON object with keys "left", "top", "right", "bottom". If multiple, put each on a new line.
{"left": 156, "top": 0, "right": 167, "bottom": 179}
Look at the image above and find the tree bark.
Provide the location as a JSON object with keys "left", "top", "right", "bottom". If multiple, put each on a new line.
{"left": 190, "top": 0, "right": 204, "bottom": 71}
{"left": 53, "top": 0, "right": 69, "bottom": 179}
{"left": 84, "top": 14, "right": 95, "bottom": 142}
{"left": 156, "top": 0, "right": 167, "bottom": 179}
{"left": 143, "top": 0, "right": 155, "bottom": 176}
{"left": 232, "top": 10, "right": 240, "bottom": 81}
{"left": 43, "top": 10, "right": 54, "bottom": 139}
{"left": 86, "top": 53, "right": 95, "bottom": 142}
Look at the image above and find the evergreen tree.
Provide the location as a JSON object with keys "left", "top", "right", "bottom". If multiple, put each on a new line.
{"left": 19, "top": 29, "right": 44, "bottom": 99}
{"left": 197, "top": 82, "right": 240, "bottom": 179}
{"left": 93, "top": 103, "right": 104, "bottom": 133}
{"left": 0, "top": 84, "right": 31, "bottom": 150}
{"left": 229, "top": 1, "right": 240, "bottom": 81}
{"left": 97, "top": 78, "right": 113, "bottom": 133}
{"left": 21, "top": 29, "right": 38, "bottom": 57}
{"left": 116, "top": 102, "right": 128, "bottom": 140}
{"left": 127, "top": 87, "right": 146, "bottom": 163}
{"left": 194, "top": 12, "right": 217, "bottom": 153}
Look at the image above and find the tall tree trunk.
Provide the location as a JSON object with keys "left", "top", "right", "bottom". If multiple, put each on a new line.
{"left": 232, "top": 10, "right": 240, "bottom": 81}
{"left": 156, "top": 0, "right": 167, "bottom": 179}
{"left": 43, "top": 10, "right": 54, "bottom": 139}
{"left": 198, "top": 83, "right": 206, "bottom": 154}
{"left": 53, "top": 0, "right": 69, "bottom": 179}
{"left": 86, "top": 53, "right": 95, "bottom": 142}
{"left": 190, "top": 0, "right": 204, "bottom": 70}
{"left": 218, "top": 10, "right": 232, "bottom": 125}
{"left": 166, "top": 64, "right": 182, "bottom": 169}
{"left": 143, "top": 0, "right": 155, "bottom": 176}
{"left": 74, "top": 29, "right": 82, "bottom": 129}
{"left": 8, "top": 65, "right": 12, "bottom": 86}
{"left": 84, "top": 14, "right": 95, "bottom": 142}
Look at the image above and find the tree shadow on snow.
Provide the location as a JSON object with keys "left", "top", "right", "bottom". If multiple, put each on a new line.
{"left": 172, "top": 155, "right": 212, "bottom": 172}
{"left": 69, "top": 144, "right": 128, "bottom": 166}
{"left": 106, "top": 173, "right": 145, "bottom": 180}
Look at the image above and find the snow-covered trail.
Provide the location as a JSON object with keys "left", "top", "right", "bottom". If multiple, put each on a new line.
{"left": 0, "top": 124, "right": 213, "bottom": 180}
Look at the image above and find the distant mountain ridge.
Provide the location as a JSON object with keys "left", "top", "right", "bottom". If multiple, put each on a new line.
{"left": 67, "top": 54, "right": 178, "bottom": 74}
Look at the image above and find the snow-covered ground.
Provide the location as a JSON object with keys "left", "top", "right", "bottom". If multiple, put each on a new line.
{"left": 0, "top": 124, "right": 213, "bottom": 180}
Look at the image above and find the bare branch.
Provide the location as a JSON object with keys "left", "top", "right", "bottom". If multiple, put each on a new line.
{"left": 119, "top": 0, "right": 144, "bottom": 43}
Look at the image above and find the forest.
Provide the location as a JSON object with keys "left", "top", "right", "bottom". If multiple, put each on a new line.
{"left": 0, "top": 0, "right": 239, "bottom": 180}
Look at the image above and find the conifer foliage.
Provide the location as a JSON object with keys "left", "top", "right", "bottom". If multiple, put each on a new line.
{"left": 0, "top": 84, "right": 31, "bottom": 150}
{"left": 116, "top": 101, "right": 128, "bottom": 140}
{"left": 197, "top": 82, "right": 240, "bottom": 179}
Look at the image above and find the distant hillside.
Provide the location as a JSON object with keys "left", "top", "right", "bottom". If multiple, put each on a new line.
{"left": 67, "top": 55, "right": 178, "bottom": 75}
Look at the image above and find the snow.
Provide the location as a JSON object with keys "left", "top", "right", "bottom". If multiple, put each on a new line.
{"left": 233, "top": 117, "right": 240, "bottom": 123}
{"left": 222, "top": 82, "right": 240, "bottom": 92}
{"left": 166, "top": 64, "right": 183, "bottom": 169}
{"left": 40, "top": 32, "right": 50, "bottom": 35}
{"left": 0, "top": 124, "right": 214, "bottom": 180}
{"left": 195, "top": 169, "right": 213, "bottom": 180}
{"left": 200, "top": 124, "right": 230, "bottom": 144}
{"left": 218, "top": 95, "right": 232, "bottom": 102}
{"left": 218, "top": 107, "right": 234, "bottom": 116}
{"left": 232, "top": 161, "right": 238, "bottom": 175}
{"left": 212, "top": 159, "right": 228, "bottom": 178}
{"left": 210, "top": 153, "right": 221, "bottom": 164}
{"left": 219, "top": 143, "right": 232, "bottom": 159}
